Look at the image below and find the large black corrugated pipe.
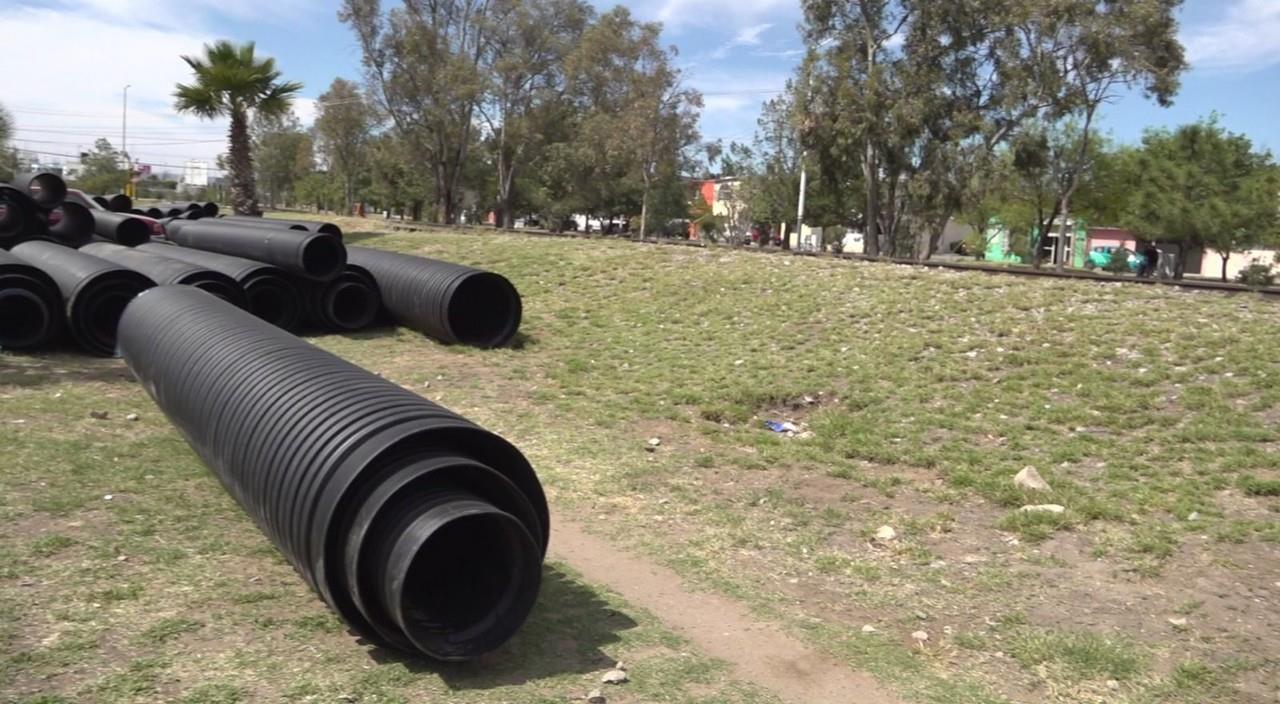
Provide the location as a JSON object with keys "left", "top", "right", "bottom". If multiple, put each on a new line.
{"left": 0, "top": 249, "right": 61, "bottom": 350}
{"left": 136, "top": 242, "right": 302, "bottom": 331}
{"left": 165, "top": 218, "right": 346, "bottom": 281}
{"left": 0, "top": 185, "right": 38, "bottom": 242}
{"left": 80, "top": 242, "right": 248, "bottom": 309}
{"left": 45, "top": 202, "right": 95, "bottom": 247}
{"left": 106, "top": 194, "right": 133, "bottom": 213}
{"left": 118, "top": 286, "right": 548, "bottom": 660}
{"left": 206, "top": 217, "right": 309, "bottom": 233}
{"left": 90, "top": 210, "right": 151, "bottom": 247}
{"left": 346, "top": 246, "right": 522, "bottom": 348}
{"left": 220, "top": 215, "right": 343, "bottom": 238}
{"left": 10, "top": 241, "right": 154, "bottom": 356}
{"left": 301, "top": 264, "right": 382, "bottom": 332}
{"left": 91, "top": 195, "right": 110, "bottom": 209}
{"left": 201, "top": 202, "right": 219, "bottom": 217}
{"left": 144, "top": 207, "right": 165, "bottom": 218}
{"left": 8, "top": 172, "right": 67, "bottom": 209}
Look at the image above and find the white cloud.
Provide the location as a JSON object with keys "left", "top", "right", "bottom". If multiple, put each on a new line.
{"left": 641, "top": 0, "right": 793, "bottom": 31}
{"left": 710, "top": 23, "right": 774, "bottom": 59}
{"left": 0, "top": 1, "right": 320, "bottom": 176}
{"left": 1185, "top": 0, "right": 1280, "bottom": 71}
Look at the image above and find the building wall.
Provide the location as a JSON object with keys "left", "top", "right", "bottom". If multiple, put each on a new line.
{"left": 1194, "top": 248, "right": 1277, "bottom": 281}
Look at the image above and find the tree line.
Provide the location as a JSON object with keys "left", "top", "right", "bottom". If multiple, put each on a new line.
{"left": 712, "top": 0, "right": 1278, "bottom": 278}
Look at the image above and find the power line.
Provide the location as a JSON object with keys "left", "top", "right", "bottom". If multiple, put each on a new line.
{"left": 17, "top": 147, "right": 227, "bottom": 173}
{"left": 13, "top": 135, "right": 225, "bottom": 147}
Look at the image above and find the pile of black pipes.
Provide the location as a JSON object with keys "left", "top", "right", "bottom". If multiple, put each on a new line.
{"left": 1, "top": 172, "right": 94, "bottom": 248}
{"left": 137, "top": 243, "right": 303, "bottom": 331}
{"left": 164, "top": 218, "right": 346, "bottom": 281}
{"left": 347, "top": 246, "right": 522, "bottom": 348}
{"left": 0, "top": 249, "right": 61, "bottom": 350}
{"left": 300, "top": 264, "right": 382, "bottom": 332}
{"left": 80, "top": 242, "right": 248, "bottom": 309}
{"left": 105, "top": 194, "right": 133, "bottom": 213}
{"left": 89, "top": 210, "right": 151, "bottom": 246}
{"left": 219, "top": 214, "right": 342, "bottom": 237}
{"left": 118, "top": 286, "right": 548, "bottom": 660}
{"left": 10, "top": 240, "right": 154, "bottom": 356}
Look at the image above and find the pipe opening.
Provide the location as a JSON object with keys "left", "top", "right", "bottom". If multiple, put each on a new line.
{"left": 0, "top": 202, "right": 23, "bottom": 237}
{"left": 394, "top": 508, "right": 540, "bottom": 659}
{"left": 114, "top": 219, "right": 150, "bottom": 247}
{"left": 447, "top": 274, "right": 521, "bottom": 348}
{"left": 330, "top": 282, "right": 377, "bottom": 329}
{"left": 29, "top": 175, "right": 67, "bottom": 208}
{"left": 246, "top": 281, "right": 299, "bottom": 329}
{"left": 193, "top": 280, "right": 243, "bottom": 306}
{"left": 84, "top": 290, "right": 135, "bottom": 352}
{"left": 0, "top": 289, "right": 52, "bottom": 348}
{"left": 302, "top": 237, "right": 346, "bottom": 280}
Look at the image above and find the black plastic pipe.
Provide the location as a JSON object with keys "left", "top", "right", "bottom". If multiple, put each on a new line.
{"left": 90, "top": 210, "right": 151, "bottom": 247}
{"left": 201, "top": 217, "right": 309, "bottom": 233}
{"left": 80, "top": 242, "right": 248, "bottom": 309}
{"left": 91, "top": 195, "right": 110, "bottom": 209}
{"left": 165, "top": 218, "right": 346, "bottom": 281}
{"left": 106, "top": 194, "right": 133, "bottom": 212}
{"left": 346, "top": 246, "right": 522, "bottom": 348}
{"left": 144, "top": 207, "right": 165, "bottom": 218}
{"left": 301, "top": 264, "right": 382, "bottom": 332}
{"left": 0, "top": 249, "right": 61, "bottom": 350}
{"left": 137, "top": 242, "right": 302, "bottom": 331}
{"left": 46, "top": 202, "right": 95, "bottom": 247}
{"left": 117, "top": 286, "right": 548, "bottom": 659}
{"left": 0, "top": 185, "right": 38, "bottom": 242}
{"left": 10, "top": 241, "right": 154, "bottom": 356}
{"left": 201, "top": 202, "right": 219, "bottom": 217}
{"left": 9, "top": 172, "right": 67, "bottom": 209}
{"left": 220, "top": 215, "right": 343, "bottom": 238}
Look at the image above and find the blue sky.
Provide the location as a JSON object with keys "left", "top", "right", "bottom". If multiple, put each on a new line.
{"left": 2, "top": 0, "right": 1278, "bottom": 172}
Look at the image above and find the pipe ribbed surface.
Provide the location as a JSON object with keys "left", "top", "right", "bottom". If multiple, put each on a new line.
{"left": 219, "top": 215, "right": 343, "bottom": 238}
{"left": 47, "top": 202, "right": 95, "bottom": 247}
{"left": 346, "top": 246, "right": 522, "bottom": 348}
{"left": 117, "top": 286, "right": 549, "bottom": 660}
{"left": 137, "top": 242, "right": 302, "bottom": 331}
{"left": 202, "top": 217, "right": 309, "bottom": 233}
{"left": 165, "top": 219, "right": 346, "bottom": 281}
{"left": 10, "top": 241, "right": 154, "bottom": 356}
{"left": 301, "top": 264, "right": 382, "bottom": 332}
{"left": 0, "top": 249, "right": 61, "bottom": 350}
{"left": 90, "top": 211, "right": 151, "bottom": 247}
{"left": 9, "top": 172, "right": 67, "bottom": 209}
{"left": 80, "top": 242, "right": 248, "bottom": 309}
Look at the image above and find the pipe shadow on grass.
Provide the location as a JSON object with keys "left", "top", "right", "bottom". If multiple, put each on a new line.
{"left": 0, "top": 348, "right": 135, "bottom": 387}
{"left": 363, "top": 565, "right": 636, "bottom": 689}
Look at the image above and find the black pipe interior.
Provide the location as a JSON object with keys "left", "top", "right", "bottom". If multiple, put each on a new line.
{"left": 28, "top": 174, "right": 67, "bottom": 208}
{"left": 302, "top": 237, "right": 346, "bottom": 280}
{"left": 0, "top": 288, "right": 52, "bottom": 349}
{"left": 448, "top": 273, "right": 522, "bottom": 348}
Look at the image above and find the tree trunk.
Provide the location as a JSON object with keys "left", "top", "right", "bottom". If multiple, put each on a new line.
{"left": 864, "top": 142, "right": 880, "bottom": 258}
{"left": 639, "top": 171, "right": 650, "bottom": 240}
{"left": 1055, "top": 196, "right": 1072, "bottom": 272}
{"left": 1221, "top": 253, "right": 1230, "bottom": 283}
{"left": 923, "top": 210, "right": 954, "bottom": 262}
{"left": 228, "top": 110, "right": 258, "bottom": 215}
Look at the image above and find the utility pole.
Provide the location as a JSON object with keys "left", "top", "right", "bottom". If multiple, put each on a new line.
{"left": 122, "top": 84, "right": 131, "bottom": 197}
{"left": 794, "top": 37, "right": 834, "bottom": 253}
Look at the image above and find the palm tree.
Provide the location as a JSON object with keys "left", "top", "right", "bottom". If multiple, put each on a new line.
{"left": 174, "top": 41, "right": 302, "bottom": 215}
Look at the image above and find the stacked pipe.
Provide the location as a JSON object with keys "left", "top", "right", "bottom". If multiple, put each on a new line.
{"left": 1, "top": 172, "right": 95, "bottom": 248}
{"left": 118, "top": 286, "right": 548, "bottom": 659}
{"left": 9, "top": 240, "right": 154, "bottom": 356}
{"left": 137, "top": 243, "right": 303, "bottom": 331}
{"left": 0, "top": 249, "right": 62, "bottom": 350}
{"left": 80, "top": 242, "right": 248, "bottom": 309}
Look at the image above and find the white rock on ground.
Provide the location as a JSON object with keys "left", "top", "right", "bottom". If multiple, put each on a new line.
{"left": 1014, "top": 466, "right": 1052, "bottom": 491}
{"left": 601, "top": 669, "right": 629, "bottom": 685}
{"left": 861, "top": 624, "right": 878, "bottom": 633}
{"left": 1019, "top": 504, "right": 1066, "bottom": 514}
{"left": 874, "top": 525, "right": 897, "bottom": 542}
{"left": 586, "top": 689, "right": 607, "bottom": 704}
{"left": 912, "top": 630, "right": 929, "bottom": 643}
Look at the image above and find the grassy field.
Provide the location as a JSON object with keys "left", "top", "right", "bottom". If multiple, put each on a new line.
{"left": 3, "top": 221, "right": 1279, "bottom": 703}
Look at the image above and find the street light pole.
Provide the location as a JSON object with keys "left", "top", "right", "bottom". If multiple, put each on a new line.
{"left": 122, "top": 84, "right": 131, "bottom": 195}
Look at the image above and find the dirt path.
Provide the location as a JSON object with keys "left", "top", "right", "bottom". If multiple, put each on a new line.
{"left": 550, "top": 518, "right": 904, "bottom": 704}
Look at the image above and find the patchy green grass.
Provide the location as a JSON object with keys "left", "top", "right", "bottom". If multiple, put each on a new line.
{"left": 4, "top": 221, "right": 1279, "bottom": 703}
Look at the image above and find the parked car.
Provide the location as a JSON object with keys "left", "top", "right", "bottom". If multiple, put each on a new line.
{"left": 1084, "top": 245, "right": 1147, "bottom": 273}
{"left": 62, "top": 189, "right": 167, "bottom": 239}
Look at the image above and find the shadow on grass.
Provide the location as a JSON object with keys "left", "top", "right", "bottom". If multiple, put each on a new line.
{"left": 365, "top": 565, "right": 636, "bottom": 690}
{"left": 344, "top": 230, "right": 395, "bottom": 246}
{"left": 0, "top": 349, "right": 134, "bottom": 387}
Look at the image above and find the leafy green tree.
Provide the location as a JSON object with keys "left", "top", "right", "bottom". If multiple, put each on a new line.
{"left": 69, "top": 139, "right": 128, "bottom": 196}
{"left": 174, "top": 40, "right": 303, "bottom": 215}
{"left": 253, "top": 112, "right": 314, "bottom": 209}
{"left": 342, "top": 0, "right": 491, "bottom": 224}
{"left": 1125, "top": 119, "right": 1280, "bottom": 281}
{"left": 0, "top": 103, "right": 16, "bottom": 182}
{"left": 314, "top": 78, "right": 375, "bottom": 213}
